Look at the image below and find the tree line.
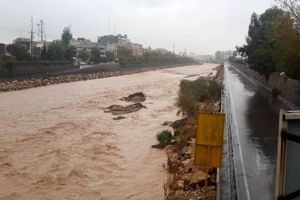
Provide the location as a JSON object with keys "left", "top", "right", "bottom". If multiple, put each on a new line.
{"left": 3, "top": 27, "right": 194, "bottom": 65}
{"left": 41, "top": 27, "right": 76, "bottom": 61}
{"left": 5, "top": 27, "right": 76, "bottom": 62}
{"left": 3, "top": 27, "right": 107, "bottom": 64}
{"left": 236, "top": 0, "right": 300, "bottom": 80}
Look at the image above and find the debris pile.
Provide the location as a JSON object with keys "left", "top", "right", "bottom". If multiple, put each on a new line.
{"left": 104, "top": 92, "right": 147, "bottom": 119}
{"left": 0, "top": 70, "right": 147, "bottom": 92}
{"left": 164, "top": 117, "right": 217, "bottom": 200}
{"left": 104, "top": 103, "right": 146, "bottom": 115}
{"left": 120, "top": 92, "right": 146, "bottom": 103}
{"left": 160, "top": 65, "right": 224, "bottom": 200}
{"left": 112, "top": 116, "right": 126, "bottom": 121}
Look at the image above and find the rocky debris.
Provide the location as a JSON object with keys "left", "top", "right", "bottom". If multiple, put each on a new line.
{"left": 164, "top": 115, "right": 217, "bottom": 200}
{"left": 0, "top": 63, "right": 189, "bottom": 92}
{"left": 163, "top": 66, "right": 223, "bottom": 200}
{"left": 120, "top": 92, "right": 146, "bottom": 103}
{"left": 112, "top": 116, "right": 126, "bottom": 120}
{"left": 213, "top": 63, "right": 224, "bottom": 83}
{"left": 0, "top": 70, "right": 147, "bottom": 92}
{"left": 197, "top": 100, "right": 221, "bottom": 113}
{"left": 170, "top": 118, "right": 188, "bottom": 130}
{"left": 167, "top": 186, "right": 216, "bottom": 200}
{"left": 176, "top": 180, "right": 185, "bottom": 190}
{"left": 182, "top": 170, "right": 207, "bottom": 188}
{"left": 104, "top": 103, "right": 146, "bottom": 115}
{"left": 162, "top": 121, "right": 172, "bottom": 126}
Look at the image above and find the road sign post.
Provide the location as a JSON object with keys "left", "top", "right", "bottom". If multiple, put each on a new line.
{"left": 195, "top": 112, "right": 225, "bottom": 199}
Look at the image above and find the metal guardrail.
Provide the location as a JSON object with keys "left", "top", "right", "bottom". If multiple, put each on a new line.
{"left": 220, "top": 65, "right": 238, "bottom": 200}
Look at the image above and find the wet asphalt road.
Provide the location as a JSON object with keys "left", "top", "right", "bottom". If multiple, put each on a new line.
{"left": 223, "top": 62, "right": 285, "bottom": 200}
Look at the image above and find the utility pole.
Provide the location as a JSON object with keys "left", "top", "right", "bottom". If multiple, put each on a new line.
{"left": 116, "top": 44, "right": 118, "bottom": 61}
{"left": 29, "top": 15, "right": 35, "bottom": 57}
{"left": 172, "top": 43, "right": 175, "bottom": 54}
{"left": 37, "top": 19, "right": 45, "bottom": 42}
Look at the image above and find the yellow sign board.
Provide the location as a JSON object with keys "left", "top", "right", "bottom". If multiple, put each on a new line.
{"left": 195, "top": 145, "right": 223, "bottom": 168}
{"left": 195, "top": 113, "right": 225, "bottom": 168}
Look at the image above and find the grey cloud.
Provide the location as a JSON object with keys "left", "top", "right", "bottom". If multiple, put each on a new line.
{"left": 0, "top": 0, "right": 274, "bottom": 54}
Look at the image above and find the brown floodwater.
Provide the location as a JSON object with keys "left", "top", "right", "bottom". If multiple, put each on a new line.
{"left": 0, "top": 64, "right": 216, "bottom": 200}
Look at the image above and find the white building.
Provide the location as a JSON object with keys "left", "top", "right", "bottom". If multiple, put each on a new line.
{"left": 69, "top": 38, "right": 105, "bottom": 54}
{"left": 131, "top": 43, "right": 144, "bottom": 56}
{"left": 215, "top": 50, "right": 234, "bottom": 61}
{"left": 97, "top": 34, "right": 144, "bottom": 57}
{"left": 154, "top": 48, "right": 170, "bottom": 54}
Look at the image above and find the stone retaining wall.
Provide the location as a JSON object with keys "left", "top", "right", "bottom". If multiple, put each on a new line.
{"left": 0, "top": 62, "right": 196, "bottom": 92}
{"left": 232, "top": 63, "right": 300, "bottom": 107}
{"left": 268, "top": 73, "right": 300, "bottom": 106}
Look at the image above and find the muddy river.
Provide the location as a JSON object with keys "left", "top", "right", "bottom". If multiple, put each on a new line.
{"left": 0, "top": 64, "right": 216, "bottom": 200}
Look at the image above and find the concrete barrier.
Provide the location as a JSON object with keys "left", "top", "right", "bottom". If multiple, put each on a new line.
{"left": 0, "top": 61, "right": 77, "bottom": 78}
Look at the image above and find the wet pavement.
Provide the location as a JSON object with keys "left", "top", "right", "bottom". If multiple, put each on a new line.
{"left": 223, "top": 62, "right": 285, "bottom": 200}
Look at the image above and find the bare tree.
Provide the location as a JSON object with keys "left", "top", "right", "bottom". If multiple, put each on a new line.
{"left": 275, "top": 0, "right": 300, "bottom": 30}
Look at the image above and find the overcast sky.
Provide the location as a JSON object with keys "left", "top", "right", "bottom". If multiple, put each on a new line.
{"left": 0, "top": 0, "right": 275, "bottom": 54}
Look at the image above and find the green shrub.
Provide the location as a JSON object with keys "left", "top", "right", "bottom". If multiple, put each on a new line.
{"left": 177, "top": 77, "right": 222, "bottom": 116}
{"left": 152, "top": 130, "right": 174, "bottom": 149}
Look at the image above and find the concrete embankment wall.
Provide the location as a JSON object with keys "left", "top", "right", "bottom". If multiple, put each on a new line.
{"left": 0, "top": 60, "right": 195, "bottom": 79}
{"left": 268, "top": 73, "right": 300, "bottom": 106}
{"left": 74, "top": 61, "right": 195, "bottom": 75}
{"left": 0, "top": 62, "right": 77, "bottom": 78}
{"left": 0, "top": 61, "right": 197, "bottom": 92}
{"left": 232, "top": 63, "right": 300, "bottom": 107}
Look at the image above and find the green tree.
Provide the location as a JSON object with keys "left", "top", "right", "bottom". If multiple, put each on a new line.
{"left": 78, "top": 49, "right": 90, "bottom": 62}
{"left": 238, "top": 6, "right": 300, "bottom": 80}
{"left": 46, "top": 41, "right": 65, "bottom": 60}
{"left": 269, "top": 9, "right": 300, "bottom": 79}
{"left": 61, "top": 26, "right": 72, "bottom": 46}
{"left": 64, "top": 45, "right": 76, "bottom": 61}
{"left": 41, "top": 43, "right": 48, "bottom": 60}
{"left": 118, "top": 47, "right": 134, "bottom": 65}
{"left": 90, "top": 47, "right": 101, "bottom": 63}
{"left": 105, "top": 51, "right": 115, "bottom": 62}
{"left": 275, "top": 0, "right": 300, "bottom": 30}
{"left": 6, "top": 44, "right": 31, "bottom": 60}
{"left": 238, "top": 8, "right": 286, "bottom": 77}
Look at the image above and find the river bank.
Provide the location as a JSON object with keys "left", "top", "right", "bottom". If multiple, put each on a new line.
{"left": 0, "top": 63, "right": 196, "bottom": 92}
{"left": 162, "top": 64, "right": 224, "bottom": 200}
